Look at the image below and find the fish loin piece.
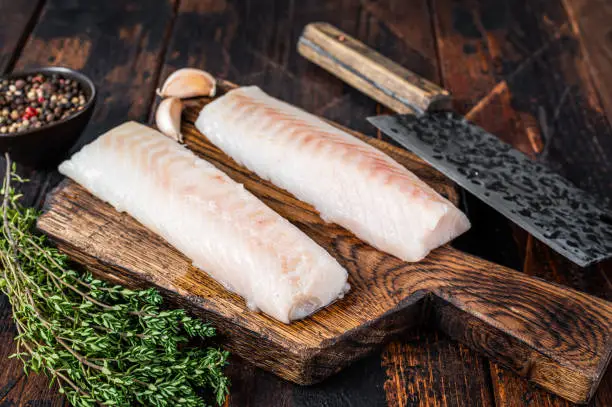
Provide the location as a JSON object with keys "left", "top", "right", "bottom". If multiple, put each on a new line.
{"left": 59, "top": 121, "right": 349, "bottom": 323}
{"left": 196, "top": 87, "right": 470, "bottom": 262}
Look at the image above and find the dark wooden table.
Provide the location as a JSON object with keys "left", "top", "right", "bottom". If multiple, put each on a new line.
{"left": 1, "top": 0, "right": 611, "bottom": 406}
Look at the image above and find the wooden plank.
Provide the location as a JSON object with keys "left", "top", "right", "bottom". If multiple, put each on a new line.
{"left": 155, "top": 1, "right": 417, "bottom": 405}
{"left": 0, "top": 1, "right": 60, "bottom": 404}
{"left": 0, "top": 0, "right": 44, "bottom": 73}
{"left": 0, "top": 372, "right": 68, "bottom": 407}
{"left": 2, "top": 2, "right": 609, "bottom": 406}
{"left": 561, "top": 0, "right": 612, "bottom": 125}
{"left": 382, "top": 329, "right": 494, "bottom": 406}
{"left": 225, "top": 352, "right": 388, "bottom": 407}
{"left": 0, "top": 294, "right": 24, "bottom": 404}
{"left": 14, "top": 0, "right": 178, "bottom": 146}
{"left": 106, "top": 0, "right": 612, "bottom": 404}
{"left": 225, "top": 349, "right": 389, "bottom": 407}
{"left": 0, "top": 0, "right": 178, "bottom": 405}
{"left": 353, "top": 1, "right": 498, "bottom": 405}
{"left": 156, "top": 0, "right": 407, "bottom": 135}
{"left": 293, "top": 351, "right": 388, "bottom": 407}
{"left": 38, "top": 94, "right": 454, "bottom": 384}
{"left": 224, "top": 356, "right": 295, "bottom": 407}
{"left": 431, "top": 0, "right": 612, "bottom": 405}
{"left": 283, "top": 2, "right": 496, "bottom": 404}
{"left": 490, "top": 363, "right": 573, "bottom": 407}
{"left": 38, "top": 90, "right": 612, "bottom": 403}
{"left": 1, "top": 0, "right": 179, "bottom": 203}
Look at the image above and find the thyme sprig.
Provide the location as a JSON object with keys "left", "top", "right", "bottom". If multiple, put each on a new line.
{"left": 0, "top": 154, "right": 229, "bottom": 406}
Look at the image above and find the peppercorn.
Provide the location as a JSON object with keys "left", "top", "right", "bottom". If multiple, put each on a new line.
{"left": 0, "top": 72, "right": 88, "bottom": 134}
{"left": 41, "top": 82, "right": 55, "bottom": 93}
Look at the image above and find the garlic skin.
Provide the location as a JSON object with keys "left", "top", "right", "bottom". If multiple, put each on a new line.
{"left": 156, "top": 97, "right": 183, "bottom": 142}
{"left": 157, "top": 68, "right": 216, "bottom": 99}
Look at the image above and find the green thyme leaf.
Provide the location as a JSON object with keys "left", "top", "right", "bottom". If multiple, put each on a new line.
{"left": 0, "top": 154, "right": 229, "bottom": 406}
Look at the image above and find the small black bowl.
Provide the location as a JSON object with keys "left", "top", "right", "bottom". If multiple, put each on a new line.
{"left": 0, "top": 67, "right": 96, "bottom": 168}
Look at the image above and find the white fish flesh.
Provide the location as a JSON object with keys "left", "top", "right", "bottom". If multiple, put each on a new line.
{"left": 59, "top": 121, "right": 349, "bottom": 323}
{"left": 196, "top": 86, "right": 471, "bottom": 262}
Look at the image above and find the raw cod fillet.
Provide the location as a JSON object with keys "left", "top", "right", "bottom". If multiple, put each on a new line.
{"left": 58, "top": 121, "right": 349, "bottom": 323}
{"left": 196, "top": 87, "right": 471, "bottom": 262}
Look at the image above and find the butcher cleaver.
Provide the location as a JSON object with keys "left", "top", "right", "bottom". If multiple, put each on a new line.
{"left": 298, "top": 22, "right": 612, "bottom": 267}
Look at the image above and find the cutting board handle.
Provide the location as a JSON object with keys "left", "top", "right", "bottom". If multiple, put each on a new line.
{"left": 298, "top": 22, "right": 451, "bottom": 114}
{"left": 418, "top": 247, "right": 612, "bottom": 404}
{"left": 299, "top": 23, "right": 612, "bottom": 403}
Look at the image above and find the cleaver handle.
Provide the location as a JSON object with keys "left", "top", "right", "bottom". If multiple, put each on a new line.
{"left": 299, "top": 23, "right": 612, "bottom": 403}
{"left": 298, "top": 22, "right": 451, "bottom": 114}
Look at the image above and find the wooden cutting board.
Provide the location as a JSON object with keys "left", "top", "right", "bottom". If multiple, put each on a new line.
{"left": 37, "top": 82, "right": 612, "bottom": 404}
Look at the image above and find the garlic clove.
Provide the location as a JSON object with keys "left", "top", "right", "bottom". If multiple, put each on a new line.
{"left": 156, "top": 97, "right": 184, "bottom": 143}
{"left": 157, "top": 68, "right": 216, "bottom": 99}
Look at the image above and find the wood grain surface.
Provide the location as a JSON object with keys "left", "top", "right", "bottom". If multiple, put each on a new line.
{"left": 0, "top": 0, "right": 43, "bottom": 74}
{"left": 430, "top": 1, "right": 612, "bottom": 406}
{"left": 1, "top": 0, "right": 611, "bottom": 406}
{"left": 37, "top": 89, "right": 457, "bottom": 384}
{"left": 352, "top": 3, "right": 500, "bottom": 405}
{"left": 297, "top": 22, "right": 451, "bottom": 114}
{"left": 0, "top": 1, "right": 177, "bottom": 405}
{"left": 38, "top": 82, "right": 612, "bottom": 403}
{"left": 562, "top": 0, "right": 612, "bottom": 124}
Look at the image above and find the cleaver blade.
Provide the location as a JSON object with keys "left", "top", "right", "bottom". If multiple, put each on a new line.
{"left": 368, "top": 112, "right": 612, "bottom": 267}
